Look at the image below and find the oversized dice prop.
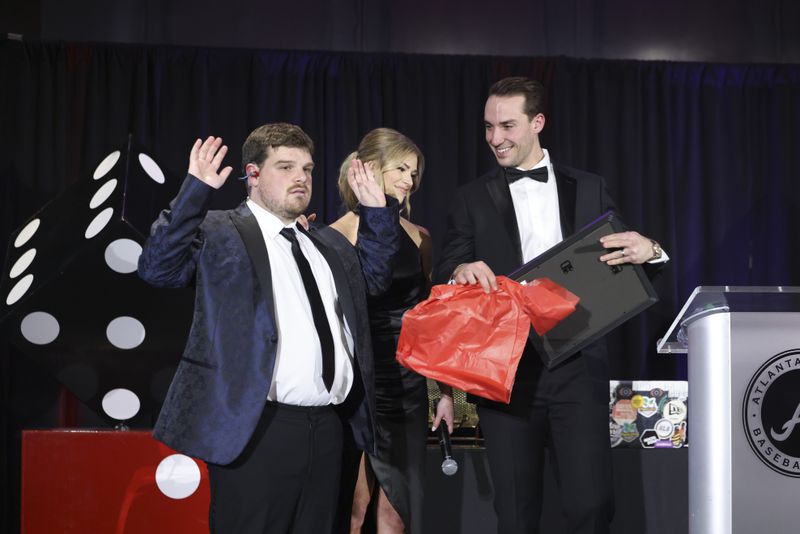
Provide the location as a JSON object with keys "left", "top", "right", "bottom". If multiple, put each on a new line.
{"left": 0, "top": 140, "right": 194, "bottom": 426}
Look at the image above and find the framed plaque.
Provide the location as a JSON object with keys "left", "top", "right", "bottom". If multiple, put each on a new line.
{"left": 509, "top": 211, "right": 659, "bottom": 368}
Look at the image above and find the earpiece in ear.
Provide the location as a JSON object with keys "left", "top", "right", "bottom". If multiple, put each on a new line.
{"left": 239, "top": 169, "right": 259, "bottom": 181}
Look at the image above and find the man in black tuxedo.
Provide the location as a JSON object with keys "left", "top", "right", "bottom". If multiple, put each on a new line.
{"left": 435, "top": 77, "right": 666, "bottom": 534}
{"left": 138, "top": 123, "right": 399, "bottom": 533}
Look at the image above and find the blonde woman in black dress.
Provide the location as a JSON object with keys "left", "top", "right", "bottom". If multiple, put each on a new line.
{"left": 331, "top": 128, "right": 454, "bottom": 533}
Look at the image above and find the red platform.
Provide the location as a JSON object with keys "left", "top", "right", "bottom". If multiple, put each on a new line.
{"left": 21, "top": 430, "right": 209, "bottom": 533}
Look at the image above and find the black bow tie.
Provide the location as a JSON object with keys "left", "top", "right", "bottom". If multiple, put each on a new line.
{"left": 504, "top": 166, "right": 548, "bottom": 184}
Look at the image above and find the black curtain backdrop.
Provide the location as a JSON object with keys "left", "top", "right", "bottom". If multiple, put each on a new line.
{"left": 2, "top": 38, "right": 800, "bottom": 531}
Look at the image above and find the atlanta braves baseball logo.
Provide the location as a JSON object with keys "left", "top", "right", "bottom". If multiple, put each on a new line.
{"left": 743, "top": 348, "right": 800, "bottom": 477}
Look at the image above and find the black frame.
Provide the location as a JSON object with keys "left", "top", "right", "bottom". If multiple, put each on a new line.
{"left": 509, "top": 211, "right": 659, "bottom": 368}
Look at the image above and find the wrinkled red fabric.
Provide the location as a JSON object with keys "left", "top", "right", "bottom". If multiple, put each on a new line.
{"left": 396, "top": 276, "right": 579, "bottom": 403}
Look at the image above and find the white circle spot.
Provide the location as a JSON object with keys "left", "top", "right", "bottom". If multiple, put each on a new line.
{"left": 20, "top": 311, "right": 60, "bottom": 345}
{"left": 85, "top": 207, "right": 114, "bottom": 239}
{"left": 93, "top": 151, "right": 121, "bottom": 179}
{"left": 104, "top": 239, "right": 142, "bottom": 274}
{"left": 89, "top": 179, "right": 118, "bottom": 209}
{"left": 106, "top": 316, "right": 146, "bottom": 349}
{"left": 6, "top": 274, "right": 34, "bottom": 306}
{"left": 155, "top": 454, "right": 202, "bottom": 499}
{"left": 101, "top": 388, "right": 141, "bottom": 420}
{"left": 14, "top": 219, "right": 41, "bottom": 248}
{"left": 9, "top": 248, "right": 36, "bottom": 279}
{"left": 138, "top": 153, "right": 165, "bottom": 184}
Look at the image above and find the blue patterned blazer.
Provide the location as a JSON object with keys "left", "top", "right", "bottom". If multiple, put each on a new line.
{"left": 138, "top": 175, "right": 399, "bottom": 465}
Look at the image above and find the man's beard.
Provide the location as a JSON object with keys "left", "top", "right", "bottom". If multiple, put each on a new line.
{"left": 262, "top": 192, "right": 309, "bottom": 221}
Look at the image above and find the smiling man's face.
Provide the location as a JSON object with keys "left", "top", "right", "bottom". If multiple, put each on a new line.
{"left": 484, "top": 94, "right": 543, "bottom": 169}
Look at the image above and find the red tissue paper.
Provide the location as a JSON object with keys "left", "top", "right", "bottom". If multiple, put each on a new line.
{"left": 396, "top": 276, "right": 578, "bottom": 403}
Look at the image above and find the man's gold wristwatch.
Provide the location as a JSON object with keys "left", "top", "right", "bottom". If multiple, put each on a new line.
{"left": 649, "top": 240, "right": 663, "bottom": 261}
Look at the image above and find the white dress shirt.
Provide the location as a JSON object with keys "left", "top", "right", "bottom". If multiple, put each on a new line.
{"left": 508, "top": 149, "right": 669, "bottom": 265}
{"left": 247, "top": 199, "right": 355, "bottom": 406}
{"left": 509, "top": 149, "right": 563, "bottom": 263}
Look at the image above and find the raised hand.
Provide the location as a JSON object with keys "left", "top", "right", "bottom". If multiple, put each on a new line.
{"left": 189, "top": 136, "right": 233, "bottom": 190}
{"left": 348, "top": 159, "right": 386, "bottom": 208}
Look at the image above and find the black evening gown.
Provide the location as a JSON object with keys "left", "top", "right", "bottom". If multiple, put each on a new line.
{"left": 365, "top": 229, "right": 429, "bottom": 533}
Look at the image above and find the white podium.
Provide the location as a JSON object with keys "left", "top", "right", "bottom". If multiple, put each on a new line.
{"left": 658, "top": 286, "right": 800, "bottom": 534}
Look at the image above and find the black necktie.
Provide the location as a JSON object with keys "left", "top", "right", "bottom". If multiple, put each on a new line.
{"left": 504, "top": 166, "right": 549, "bottom": 184}
{"left": 279, "top": 227, "right": 335, "bottom": 391}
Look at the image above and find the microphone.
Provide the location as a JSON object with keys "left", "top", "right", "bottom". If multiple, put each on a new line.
{"left": 435, "top": 414, "right": 458, "bottom": 476}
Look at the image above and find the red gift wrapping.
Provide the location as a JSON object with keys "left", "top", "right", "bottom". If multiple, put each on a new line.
{"left": 396, "top": 276, "right": 578, "bottom": 403}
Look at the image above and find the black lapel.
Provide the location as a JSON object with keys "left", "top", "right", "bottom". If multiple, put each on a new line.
{"left": 553, "top": 164, "right": 577, "bottom": 238}
{"left": 229, "top": 203, "right": 276, "bottom": 318}
{"left": 485, "top": 168, "right": 523, "bottom": 266}
{"left": 297, "top": 225, "right": 358, "bottom": 339}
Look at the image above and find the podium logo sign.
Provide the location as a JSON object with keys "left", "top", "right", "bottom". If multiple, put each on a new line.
{"left": 743, "top": 349, "right": 800, "bottom": 477}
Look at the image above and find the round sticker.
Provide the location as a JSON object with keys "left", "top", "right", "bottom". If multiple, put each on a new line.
{"left": 654, "top": 418, "right": 675, "bottom": 439}
{"left": 663, "top": 399, "right": 687, "bottom": 424}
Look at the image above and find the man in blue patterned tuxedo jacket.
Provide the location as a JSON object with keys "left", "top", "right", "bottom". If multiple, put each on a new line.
{"left": 138, "top": 123, "right": 400, "bottom": 533}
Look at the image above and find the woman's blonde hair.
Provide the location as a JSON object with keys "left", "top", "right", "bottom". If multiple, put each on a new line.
{"left": 337, "top": 128, "right": 424, "bottom": 214}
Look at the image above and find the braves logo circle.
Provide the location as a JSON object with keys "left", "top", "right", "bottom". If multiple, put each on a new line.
{"left": 742, "top": 348, "right": 800, "bottom": 477}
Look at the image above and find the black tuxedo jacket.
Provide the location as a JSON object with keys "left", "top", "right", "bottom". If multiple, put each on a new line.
{"left": 435, "top": 164, "right": 617, "bottom": 401}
